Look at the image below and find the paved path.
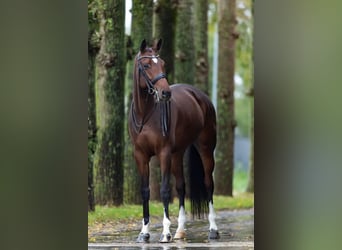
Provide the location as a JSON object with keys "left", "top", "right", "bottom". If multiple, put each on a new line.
{"left": 88, "top": 208, "right": 254, "bottom": 249}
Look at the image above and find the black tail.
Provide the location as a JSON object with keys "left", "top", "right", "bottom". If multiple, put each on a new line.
{"left": 187, "top": 144, "right": 208, "bottom": 218}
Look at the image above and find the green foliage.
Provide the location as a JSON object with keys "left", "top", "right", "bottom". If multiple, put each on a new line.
{"left": 235, "top": 0, "right": 253, "bottom": 137}
{"left": 235, "top": 97, "right": 252, "bottom": 136}
{"left": 233, "top": 167, "right": 249, "bottom": 193}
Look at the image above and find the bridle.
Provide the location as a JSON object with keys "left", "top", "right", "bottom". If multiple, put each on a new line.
{"left": 132, "top": 54, "right": 171, "bottom": 137}
{"left": 136, "top": 54, "right": 167, "bottom": 102}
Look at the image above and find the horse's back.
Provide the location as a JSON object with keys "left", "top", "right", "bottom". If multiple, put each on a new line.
{"left": 170, "top": 83, "right": 216, "bottom": 120}
{"left": 169, "top": 84, "right": 216, "bottom": 150}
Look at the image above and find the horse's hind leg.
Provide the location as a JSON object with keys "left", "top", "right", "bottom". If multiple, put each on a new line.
{"left": 171, "top": 151, "right": 187, "bottom": 239}
{"left": 197, "top": 143, "right": 220, "bottom": 239}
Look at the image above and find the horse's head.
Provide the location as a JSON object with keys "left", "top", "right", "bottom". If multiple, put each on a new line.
{"left": 135, "top": 39, "right": 171, "bottom": 102}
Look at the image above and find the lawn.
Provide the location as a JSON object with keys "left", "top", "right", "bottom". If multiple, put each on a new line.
{"left": 88, "top": 193, "right": 253, "bottom": 225}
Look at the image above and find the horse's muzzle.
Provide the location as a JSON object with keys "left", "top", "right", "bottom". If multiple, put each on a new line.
{"left": 161, "top": 90, "right": 171, "bottom": 101}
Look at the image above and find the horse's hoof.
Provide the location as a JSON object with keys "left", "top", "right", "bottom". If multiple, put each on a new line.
{"left": 159, "top": 233, "right": 173, "bottom": 243}
{"left": 208, "top": 229, "right": 220, "bottom": 239}
{"left": 174, "top": 230, "right": 186, "bottom": 239}
{"left": 136, "top": 232, "right": 150, "bottom": 243}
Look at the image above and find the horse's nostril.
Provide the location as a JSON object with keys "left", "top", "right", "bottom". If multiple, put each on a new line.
{"left": 162, "top": 90, "right": 171, "bottom": 99}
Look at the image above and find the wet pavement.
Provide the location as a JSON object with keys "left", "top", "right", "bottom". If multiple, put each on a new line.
{"left": 88, "top": 208, "right": 254, "bottom": 249}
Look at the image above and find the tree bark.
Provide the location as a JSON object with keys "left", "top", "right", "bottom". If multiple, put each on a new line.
{"left": 246, "top": 0, "right": 254, "bottom": 193}
{"left": 246, "top": 89, "right": 254, "bottom": 192}
{"left": 214, "top": 0, "right": 237, "bottom": 196}
{"left": 88, "top": 0, "right": 99, "bottom": 212}
{"left": 174, "top": 0, "right": 195, "bottom": 85}
{"left": 94, "top": 0, "right": 125, "bottom": 205}
{"left": 88, "top": 50, "right": 97, "bottom": 211}
{"left": 154, "top": 0, "right": 177, "bottom": 84}
{"left": 194, "top": 0, "right": 209, "bottom": 94}
{"left": 151, "top": 0, "right": 178, "bottom": 201}
{"left": 174, "top": 0, "right": 195, "bottom": 198}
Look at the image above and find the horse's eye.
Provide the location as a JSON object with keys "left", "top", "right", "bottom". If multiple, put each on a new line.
{"left": 143, "top": 64, "right": 151, "bottom": 69}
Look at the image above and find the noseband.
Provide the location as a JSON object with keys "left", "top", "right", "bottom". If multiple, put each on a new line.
{"left": 137, "top": 55, "right": 167, "bottom": 101}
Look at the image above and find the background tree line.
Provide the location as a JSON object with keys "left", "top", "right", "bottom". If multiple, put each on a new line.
{"left": 88, "top": 0, "right": 254, "bottom": 211}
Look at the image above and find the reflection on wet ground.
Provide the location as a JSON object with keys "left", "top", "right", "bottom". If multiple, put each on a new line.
{"left": 88, "top": 208, "right": 254, "bottom": 249}
{"left": 88, "top": 241, "right": 253, "bottom": 250}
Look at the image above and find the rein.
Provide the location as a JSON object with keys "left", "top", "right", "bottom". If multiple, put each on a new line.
{"left": 132, "top": 54, "right": 170, "bottom": 136}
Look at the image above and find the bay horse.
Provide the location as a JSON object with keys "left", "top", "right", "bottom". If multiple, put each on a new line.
{"left": 128, "top": 39, "right": 219, "bottom": 243}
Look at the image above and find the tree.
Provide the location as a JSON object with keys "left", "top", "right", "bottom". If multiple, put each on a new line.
{"left": 246, "top": 0, "right": 254, "bottom": 193}
{"left": 194, "top": 0, "right": 209, "bottom": 94}
{"left": 88, "top": 0, "right": 99, "bottom": 211}
{"left": 124, "top": 0, "right": 154, "bottom": 204}
{"left": 150, "top": 0, "right": 178, "bottom": 201}
{"left": 246, "top": 84, "right": 254, "bottom": 192}
{"left": 154, "top": 0, "right": 177, "bottom": 84}
{"left": 174, "top": 0, "right": 195, "bottom": 198}
{"left": 234, "top": 0, "right": 253, "bottom": 138}
{"left": 94, "top": 0, "right": 125, "bottom": 205}
{"left": 214, "top": 0, "right": 237, "bottom": 196}
{"left": 174, "top": 0, "right": 195, "bottom": 85}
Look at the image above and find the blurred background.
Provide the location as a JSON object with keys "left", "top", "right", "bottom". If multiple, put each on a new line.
{"left": 88, "top": 0, "right": 254, "bottom": 209}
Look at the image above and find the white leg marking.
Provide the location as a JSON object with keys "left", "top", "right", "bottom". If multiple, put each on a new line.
{"left": 208, "top": 202, "right": 218, "bottom": 230}
{"left": 162, "top": 212, "right": 171, "bottom": 235}
{"left": 176, "top": 206, "right": 186, "bottom": 233}
{"left": 141, "top": 219, "right": 149, "bottom": 234}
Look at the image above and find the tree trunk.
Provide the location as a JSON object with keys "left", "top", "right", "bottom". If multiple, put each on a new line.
{"left": 154, "top": 0, "right": 177, "bottom": 84}
{"left": 246, "top": 0, "right": 254, "bottom": 192}
{"left": 246, "top": 88, "right": 254, "bottom": 192}
{"left": 88, "top": 0, "right": 98, "bottom": 212}
{"left": 88, "top": 49, "right": 97, "bottom": 212}
{"left": 94, "top": 0, "right": 125, "bottom": 205}
{"left": 214, "top": 0, "right": 237, "bottom": 196}
{"left": 174, "top": 0, "right": 194, "bottom": 85}
{"left": 131, "top": 0, "right": 153, "bottom": 46}
{"left": 152, "top": 0, "right": 178, "bottom": 201}
{"left": 148, "top": 156, "right": 160, "bottom": 201}
{"left": 194, "top": 0, "right": 209, "bottom": 94}
{"left": 124, "top": 0, "right": 154, "bottom": 204}
{"left": 174, "top": 0, "right": 195, "bottom": 199}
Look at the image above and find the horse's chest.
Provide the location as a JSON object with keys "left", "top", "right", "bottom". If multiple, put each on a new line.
{"left": 135, "top": 130, "right": 168, "bottom": 153}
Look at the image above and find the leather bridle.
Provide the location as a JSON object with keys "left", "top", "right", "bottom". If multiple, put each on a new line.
{"left": 136, "top": 55, "right": 167, "bottom": 101}
{"left": 132, "top": 54, "right": 171, "bottom": 137}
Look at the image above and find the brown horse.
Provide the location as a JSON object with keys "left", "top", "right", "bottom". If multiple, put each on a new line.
{"left": 128, "top": 39, "right": 219, "bottom": 243}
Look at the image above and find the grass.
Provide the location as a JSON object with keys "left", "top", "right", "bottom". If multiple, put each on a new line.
{"left": 88, "top": 193, "right": 253, "bottom": 226}
{"left": 233, "top": 168, "right": 249, "bottom": 193}
{"left": 88, "top": 168, "right": 253, "bottom": 226}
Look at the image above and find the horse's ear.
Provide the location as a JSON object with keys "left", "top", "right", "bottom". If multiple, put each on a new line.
{"left": 140, "top": 39, "right": 147, "bottom": 52}
{"left": 155, "top": 38, "right": 162, "bottom": 52}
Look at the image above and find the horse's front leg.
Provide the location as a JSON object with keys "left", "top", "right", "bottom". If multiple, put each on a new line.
{"left": 134, "top": 150, "right": 151, "bottom": 243}
{"left": 159, "top": 149, "right": 173, "bottom": 243}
